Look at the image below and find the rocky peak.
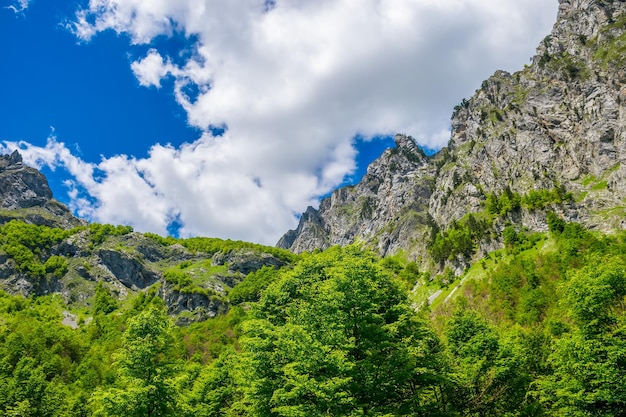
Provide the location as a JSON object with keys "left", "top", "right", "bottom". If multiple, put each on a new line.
{"left": 394, "top": 134, "right": 423, "bottom": 155}
{"left": 278, "top": 134, "right": 436, "bottom": 255}
{"left": 0, "top": 150, "right": 53, "bottom": 210}
{"left": 0, "top": 150, "right": 82, "bottom": 228}
{"left": 278, "top": 0, "right": 626, "bottom": 266}
{"left": 0, "top": 150, "right": 24, "bottom": 170}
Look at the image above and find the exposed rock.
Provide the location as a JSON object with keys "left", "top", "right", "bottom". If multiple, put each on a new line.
{"left": 0, "top": 150, "right": 51, "bottom": 209}
{"left": 96, "top": 249, "right": 160, "bottom": 290}
{"left": 0, "top": 150, "right": 83, "bottom": 229}
{"left": 279, "top": 134, "right": 436, "bottom": 258}
{"left": 62, "top": 311, "right": 79, "bottom": 329}
{"left": 158, "top": 282, "right": 228, "bottom": 325}
{"left": 212, "top": 249, "right": 287, "bottom": 274}
{"left": 278, "top": 0, "right": 626, "bottom": 267}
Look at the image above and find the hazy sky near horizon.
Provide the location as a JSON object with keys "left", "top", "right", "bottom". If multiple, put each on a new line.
{"left": 0, "top": 0, "right": 558, "bottom": 244}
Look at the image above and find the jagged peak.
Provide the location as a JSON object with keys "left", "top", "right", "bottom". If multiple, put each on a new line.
{"left": 393, "top": 134, "right": 426, "bottom": 158}
{"left": 0, "top": 149, "right": 83, "bottom": 229}
{"left": 393, "top": 134, "right": 414, "bottom": 148}
{"left": 0, "top": 150, "right": 24, "bottom": 171}
{"left": 277, "top": 0, "right": 626, "bottom": 264}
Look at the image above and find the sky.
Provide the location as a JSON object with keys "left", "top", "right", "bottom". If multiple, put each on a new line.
{"left": 0, "top": 0, "right": 558, "bottom": 245}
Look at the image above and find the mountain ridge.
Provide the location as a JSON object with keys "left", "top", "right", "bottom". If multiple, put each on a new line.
{"left": 1, "top": 0, "right": 626, "bottom": 313}
{"left": 278, "top": 0, "right": 626, "bottom": 270}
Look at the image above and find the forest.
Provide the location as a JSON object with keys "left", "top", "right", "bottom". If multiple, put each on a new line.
{"left": 0, "top": 215, "right": 625, "bottom": 416}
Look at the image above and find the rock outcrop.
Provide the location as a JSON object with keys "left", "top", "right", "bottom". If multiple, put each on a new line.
{"left": 0, "top": 150, "right": 83, "bottom": 229}
{"left": 278, "top": 0, "right": 626, "bottom": 265}
{"left": 278, "top": 134, "right": 437, "bottom": 257}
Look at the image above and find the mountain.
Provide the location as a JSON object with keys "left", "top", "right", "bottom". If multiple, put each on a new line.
{"left": 0, "top": 152, "right": 295, "bottom": 323}
{"left": 4, "top": 3, "right": 626, "bottom": 415}
{"left": 0, "top": 150, "right": 83, "bottom": 229}
{"left": 278, "top": 0, "right": 626, "bottom": 268}
{"left": 2, "top": 0, "right": 626, "bottom": 318}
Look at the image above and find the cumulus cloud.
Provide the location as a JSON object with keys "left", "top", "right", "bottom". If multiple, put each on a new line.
{"left": 20, "top": 0, "right": 558, "bottom": 244}
{"left": 1, "top": 134, "right": 319, "bottom": 244}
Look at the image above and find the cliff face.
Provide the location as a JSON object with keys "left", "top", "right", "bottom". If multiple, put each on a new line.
{"left": 277, "top": 134, "right": 438, "bottom": 258}
{"left": 278, "top": 0, "right": 626, "bottom": 262}
{"left": 0, "top": 150, "right": 84, "bottom": 229}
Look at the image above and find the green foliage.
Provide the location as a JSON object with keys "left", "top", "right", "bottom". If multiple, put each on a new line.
{"left": 594, "top": 14, "right": 626, "bottom": 69}
{"left": 183, "top": 349, "right": 243, "bottom": 416}
{"left": 237, "top": 246, "right": 448, "bottom": 416}
{"left": 229, "top": 265, "right": 279, "bottom": 304}
{"left": 180, "top": 307, "right": 246, "bottom": 364}
{"left": 434, "top": 266, "right": 456, "bottom": 287}
{"left": 0, "top": 220, "right": 73, "bottom": 278}
{"left": 486, "top": 187, "right": 521, "bottom": 217}
{"left": 380, "top": 255, "right": 422, "bottom": 289}
{"left": 443, "top": 220, "right": 626, "bottom": 415}
{"left": 163, "top": 269, "right": 194, "bottom": 291}
{"left": 44, "top": 255, "right": 68, "bottom": 278}
{"left": 88, "top": 223, "right": 134, "bottom": 246}
{"left": 546, "top": 211, "right": 566, "bottom": 234}
{"left": 565, "top": 258, "right": 626, "bottom": 336}
{"left": 532, "top": 258, "right": 626, "bottom": 415}
{"left": 91, "top": 306, "right": 179, "bottom": 416}
{"left": 3, "top": 220, "right": 626, "bottom": 417}
{"left": 430, "top": 213, "right": 490, "bottom": 263}
{"left": 444, "top": 310, "right": 535, "bottom": 415}
{"left": 180, "top": 237, "right": 296, "bottom": 263}
{"left": 522, "top": 185, "right": 573, "bottom": 210}
{"left": 144, "top": 232, "right": 178, "bottom": 246}
{"left": 93, "top": 282, "right": 118, "bottom": 315}
{"left": 486, "top": 186, "right": 572, "bottom": 218}
{"left": 502, "top": 225, "right": 543, "bottom": 254}
{"left": 0, "top": 294, "right": 87, "bottom": 416}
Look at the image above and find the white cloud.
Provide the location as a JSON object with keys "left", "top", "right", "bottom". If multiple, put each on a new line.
{"left": 6, "top": 0, "right": 29, "bottom": 14}
{"left": 27, "top": 0, "right": 558, "bottom": 244}
{"left": 130, "top": 49, "right": 174, "bottom": 88}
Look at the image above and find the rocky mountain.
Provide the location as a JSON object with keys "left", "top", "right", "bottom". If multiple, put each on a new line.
{"left": 0, "top": 154, "right": 294, "bottom": 323}
{"left": 0, "top": 217, "right": 292, "bottom": 324}
{"left": 278, "top": 0, "right": 626, "bottom": 268}
{"left": 0, "top": 150, "right": 83, "bottom": 229}
{"left": 3, "top": 0, "right": 626, "bottom": 319}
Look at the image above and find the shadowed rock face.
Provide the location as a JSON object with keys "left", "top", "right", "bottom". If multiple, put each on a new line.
{"left": 278, "top": 0, "right": 626, "bottom": 262}
{"left": 96, "top": 249, "right": 160, "bottom": 290}
{"left": 0, "top": 150, "right": 83, "bottom": 229}
{"left": 0, "top": 150, "right": 52, "bottom": 210}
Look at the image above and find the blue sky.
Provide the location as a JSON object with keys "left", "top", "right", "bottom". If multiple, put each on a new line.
{"left": 0, "top": 0, "right": 558, "bottom": 244}
{"left": 0, "top": 2, "right": 199, "bottom": 159}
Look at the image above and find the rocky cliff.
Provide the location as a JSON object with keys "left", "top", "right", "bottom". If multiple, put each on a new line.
{"left": 0, "top": 150, "right": 83, "bottom": 229}
{"left": 278, "top": 0, "right": 626, "bottom": 266}
{"left": 277, "top": 134, "right": 439, "bottom": 258}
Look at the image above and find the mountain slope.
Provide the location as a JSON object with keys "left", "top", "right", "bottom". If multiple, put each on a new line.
{"left": 0, "top": 157, "right": 296, "bottom": 322}
{"left": 278, "top": 0, "right": 626, "bottom": 267}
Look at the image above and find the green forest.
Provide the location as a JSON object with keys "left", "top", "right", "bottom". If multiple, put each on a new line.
{"left": 0, "top": 216, "right": 625, "bottom": 416}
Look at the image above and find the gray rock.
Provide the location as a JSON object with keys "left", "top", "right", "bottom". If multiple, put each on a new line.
{"left": 278, "top": 134, "right": 436, "bottom": 259}
{"left": 212, "top": 249, "right": 286, "bottom": 275}
{"left": 278, "top": 0, "right": 626, "bottom": 268}
{"left": 158, "top": 282, "right": 228, "bottom": 325}
{"left": 0, "top": 150, "right": 84, "bottom": 229}
{"left": 96, "top": 249, "right": 159, "bottom": 290}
